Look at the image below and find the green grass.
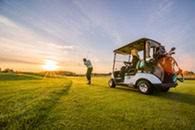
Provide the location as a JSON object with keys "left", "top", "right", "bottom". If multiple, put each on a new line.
{"left": 0, "top": 73, "right": 194, "bottom": 129}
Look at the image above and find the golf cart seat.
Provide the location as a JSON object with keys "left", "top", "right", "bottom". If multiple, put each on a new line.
{"left": 136, "top": 60, "right": 146, "bottom": 70}
{"left": 127, "top": 68, "right": 137, "bottom": 75}
{"left": 126, "top": 60, "right": 146, "bottom": 75}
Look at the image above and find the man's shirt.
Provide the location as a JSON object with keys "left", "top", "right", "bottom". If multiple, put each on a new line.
{"left": 84, "top": 60, "right": 93, "bottom": 68}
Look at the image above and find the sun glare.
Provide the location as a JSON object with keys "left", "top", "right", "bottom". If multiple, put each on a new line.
{"left": 43, "top": 60, "right": 58, "bottom": 71}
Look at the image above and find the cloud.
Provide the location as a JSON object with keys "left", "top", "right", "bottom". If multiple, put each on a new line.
{"left": 157, "top": 0, "right": 173, "bottom": 15}
{"left": 73, "top": 0, "right": 124, "bottom": 46}
{"left": 150, "top": 0, "right": 173, "bottom": 19}
{"left": 49, "top": 43, "right": 76, "bottom": 49}
{"left": 0, "top": 13, "right": 78, "bottom": 64}
{"left": 0, "top": 1, "right": 82, "bottom": 45}
{"left": 37, "top": 41, "right": 76, "bottom": 49}
{"left": 0, "top": 57, "right": 42, "bottom": 65}
{"left": 0, "top": 15, "right": 16, "bottom": 27}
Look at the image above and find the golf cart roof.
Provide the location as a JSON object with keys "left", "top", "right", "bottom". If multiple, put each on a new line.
{"left": 114, "top": 38, "right": 161, "bottom": 54}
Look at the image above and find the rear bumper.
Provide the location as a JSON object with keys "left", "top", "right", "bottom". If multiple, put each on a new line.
{"left": 153, "top": 82, "right": 178, "bottom": 90}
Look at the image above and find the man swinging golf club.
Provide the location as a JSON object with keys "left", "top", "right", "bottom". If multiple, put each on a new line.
{"left": 83, "top": 58, "right": 93, "bottom": 84}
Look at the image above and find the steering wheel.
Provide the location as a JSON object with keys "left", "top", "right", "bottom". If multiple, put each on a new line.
{"left": 123, "top": 61, "right": 131, "bottom": 67}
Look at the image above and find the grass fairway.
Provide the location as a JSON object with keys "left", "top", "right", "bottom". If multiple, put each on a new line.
{"left": 0, "top": 73, "right": 195, "bottom": 129}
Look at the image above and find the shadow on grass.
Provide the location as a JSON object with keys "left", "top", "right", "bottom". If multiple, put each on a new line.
{"left": 152, "top": 91, "right": 195, "bottom": 106}
{"left": 115, "top": 86, "right": 195, "bottom": 106}
{"left": 83, "top": 83, "right": 195, "bottom": 106}
{"left": 90, "top": 83, "right": 138, "bottom": 92}
{"left": 115, "top": 86, "right": 139, "bottom": 93}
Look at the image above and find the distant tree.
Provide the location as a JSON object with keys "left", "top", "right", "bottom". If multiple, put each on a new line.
{"left": 188, "top": 71, "right": 194, "bottom": 75}
{"left": 10, "top": 68, "right": 14, "bottom": 73}
{"left": 183, "top": 71, "right": 194, "bottom": 75}
{"left": 2, "top": 68, "right": 14, "bottom": 73}
{"left": 3, "top": 68, "right": 10, "bottom": 73}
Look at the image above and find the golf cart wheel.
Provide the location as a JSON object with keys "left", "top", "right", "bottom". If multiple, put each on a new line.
{"left": 108, "top": 79, "right": 116, "bottom": 88}
{"left": 160, "top": 88, "right": 170, "bottom": 92}
{"left": 137, "top": 80, "right": 153, "bottom": 94}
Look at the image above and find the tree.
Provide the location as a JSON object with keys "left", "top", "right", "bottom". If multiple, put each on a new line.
{"left": 2, "top": 68, "right": 14, "bottom": 73}
{"left": 188, "top": 71, "right": 194, "bottom": 75}
{"left": 183, "top": 71, "right": 194, "bottom": 75}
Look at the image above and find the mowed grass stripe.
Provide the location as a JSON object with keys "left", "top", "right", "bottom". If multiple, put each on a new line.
{"left": 0, "top": 73, "right": 72, "bottom": 129}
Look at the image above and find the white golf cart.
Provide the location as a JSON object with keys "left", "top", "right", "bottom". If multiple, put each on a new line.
{"left": 108, "top": 38, "right": 184, "bottom": 94}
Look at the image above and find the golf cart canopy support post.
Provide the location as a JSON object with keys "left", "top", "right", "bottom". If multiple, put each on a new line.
{"left": 144, "top": 41, "right": 146, "bottom": 62}
{"left": 112, "top": 53, "right": 116, "bottom": 72}
{"left": 128, "top": 54, "right": 131, "bottom": 62}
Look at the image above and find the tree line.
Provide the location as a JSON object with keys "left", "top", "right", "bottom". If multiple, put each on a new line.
{"left": 1, "top": 68, "right": 194, "bottom": 76}
{"left": 0, "top": 68, "right": 14, "bottom": 73}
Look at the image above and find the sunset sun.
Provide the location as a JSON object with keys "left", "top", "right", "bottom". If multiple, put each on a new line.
{"left": 43, "top": 60, "right": 58, "bottom": 71}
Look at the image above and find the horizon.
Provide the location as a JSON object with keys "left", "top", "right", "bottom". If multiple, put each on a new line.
{"left": 0, "top": 0, "right": 195, "bottom": 73}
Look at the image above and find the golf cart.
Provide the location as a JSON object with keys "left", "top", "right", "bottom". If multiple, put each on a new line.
{"left": 108, "top": 38, "right": 184, "bottom": 94}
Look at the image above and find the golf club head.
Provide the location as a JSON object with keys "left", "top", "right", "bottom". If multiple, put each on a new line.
{"left": 170, "top": 52, "right": 175, "bottom": 55}
{"left": 170, "top": 47, "right": 176, "bottom": 52}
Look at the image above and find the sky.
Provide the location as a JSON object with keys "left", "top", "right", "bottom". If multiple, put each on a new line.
{"left": 0, "top": 0, "right": 195, "bottom": 74}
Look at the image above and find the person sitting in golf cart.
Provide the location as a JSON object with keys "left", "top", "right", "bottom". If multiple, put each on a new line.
{"left": 120, "top": 49, "right": 140, "bottom": 79}
{"left": 124, "top": 49, "right": 140, "bottom": 68}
